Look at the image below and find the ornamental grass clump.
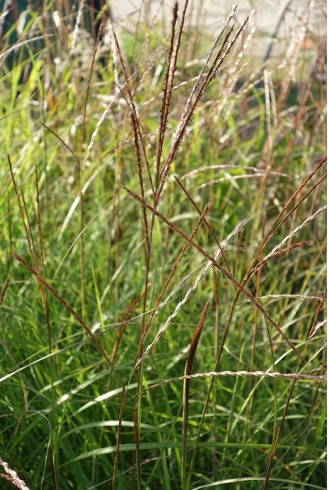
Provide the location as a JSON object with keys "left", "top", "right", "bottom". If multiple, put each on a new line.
{"left": 0, "top": 1, "right": 326, "bottom": 489}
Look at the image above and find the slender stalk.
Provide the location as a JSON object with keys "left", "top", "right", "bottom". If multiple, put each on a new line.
{"left": 12, "top": 253, "right": 123, "bottom": 384}
{"left": 124, "top": 186, "right": 301, "bottom": 359}
{"left": 182, "top": 301, "right": 209, "bottom": 489}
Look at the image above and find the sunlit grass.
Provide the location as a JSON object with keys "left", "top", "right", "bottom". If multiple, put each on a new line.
{"left": 0, "top": 1, "right": 326, "bottom": 489}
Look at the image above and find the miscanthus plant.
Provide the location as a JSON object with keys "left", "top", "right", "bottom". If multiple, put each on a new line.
{"left": 0, "top": 1, "right": 326, "bottom": 489}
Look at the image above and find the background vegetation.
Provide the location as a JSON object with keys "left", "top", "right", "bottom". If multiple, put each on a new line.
{"left": 0, "top": 1, "right": 326, "bottom": 488}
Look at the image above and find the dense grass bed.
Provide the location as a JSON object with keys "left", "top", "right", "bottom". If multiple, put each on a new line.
{"left": 0, "top": 2, "right": 326, "bottom": 489}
